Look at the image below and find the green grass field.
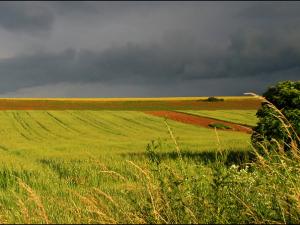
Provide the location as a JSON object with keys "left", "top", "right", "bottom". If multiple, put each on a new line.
{"left": 178, "top": 110, "right": 258, "bottom": 127}
{"left": 0, "top": 109, "right": 254, "bottom": 223}
{"left": 0, "top": 98, "right": 297, "bottom": 224}
{"left": 0, "top": 110, "right": 251, "bottom": 155}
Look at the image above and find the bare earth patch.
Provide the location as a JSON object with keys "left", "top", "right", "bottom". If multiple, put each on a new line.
{"left": 144, "top": 111, "right": 252, "bottom": 134}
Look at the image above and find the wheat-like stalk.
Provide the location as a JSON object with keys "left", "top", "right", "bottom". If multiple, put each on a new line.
{"left": 17, "top": 178, "right": 50, "bottom": 224}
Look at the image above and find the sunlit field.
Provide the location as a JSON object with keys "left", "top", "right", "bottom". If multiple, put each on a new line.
{"left": 178, "top": 110, "right": 258, "bottom": 127}
{"left": 0, "top": 96, "right": 257, "bottom": 101}
{"left": 0, "top": 97, "right": 261, "bottom": 110}
{"left": 0, "top": 98, "right": 296, "bottom": 223}
{"left": 0, "top": 97, "right": 260, "bottom": 223}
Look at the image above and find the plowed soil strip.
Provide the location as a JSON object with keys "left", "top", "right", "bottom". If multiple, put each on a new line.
{"left": 145, "top": 111, "right": 252, "bottom": 134}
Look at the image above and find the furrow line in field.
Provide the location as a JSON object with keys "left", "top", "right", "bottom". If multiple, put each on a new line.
{"left": 12, "top": 112, "right": 32, "bottom": 134}
{"left": 22, "top": 112, "right": 55, "bottom": 140}
{"left": 112, "top": 113, "right": 163, "bottom": 132}
{"left": 0, "top": 145, "right": 8, "bottom": 152}
{"left": 25, "top": 112, "right": 68, "bottom": 140}
{"left": 17, "top": 112, "right": 44, "bottom": 139}
{"left": 9, "top": 112, "right": 33, "bottom": 141}
{"left": 108, "top": 115, "right": 144, "bottom": 134}
{"left": 67, "top": 111, "right": 124, "bottom": 136}
{"left": 83, "top": 111, "right": 127, "bottom": 136}
{"left": 45, "top": 112, "right": 83, "bottom": 134}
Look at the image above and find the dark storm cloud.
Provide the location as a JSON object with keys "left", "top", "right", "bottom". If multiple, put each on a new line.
{"left": 238, "top": 2, "right": 300, "bottom": 20}
{"left": 0, "top": 1, "right": 160, "bottom": 35}
{"left": 0, "top": 1, "right": 299, "bottom": 96}
{"left": 0, "top": 29, "right": 299, "bottom": 95}
{"left": 193, "top": 30, "right": 300, "bottom": 80}
{"left": 0, "top": 43, "right": 188, "bottom": 92}
{"left": 0, "top": 2, "right": 54, "bottom": 35}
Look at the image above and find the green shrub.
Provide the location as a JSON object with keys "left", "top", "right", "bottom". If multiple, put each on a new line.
{"left": 203, "top": 97, "right": 224, "bottom": 102}
{"left": 251, "top": 80, "right": 300, "bottom": 153}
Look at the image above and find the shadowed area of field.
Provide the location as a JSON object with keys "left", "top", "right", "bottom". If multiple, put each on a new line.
{"left": 123, "top": 149, "right": 257, "bottom": 166}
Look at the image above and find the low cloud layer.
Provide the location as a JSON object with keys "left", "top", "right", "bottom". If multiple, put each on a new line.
{"left": 0, "top": 2, "right": 54, "bottom": 35}
{"left": 0, "top": 2, "right": 299, "bottom": 97}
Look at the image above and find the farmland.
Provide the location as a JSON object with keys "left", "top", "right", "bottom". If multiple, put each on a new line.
{"left": 177, "top": 110, "right": 258, "bottom": 127}
{"left": 1, "top": 96, "right": 297, "bottom": 224}
{"left": 0, "top": 96, "right": 261, "bottom": 110}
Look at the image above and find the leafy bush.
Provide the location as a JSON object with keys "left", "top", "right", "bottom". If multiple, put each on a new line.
{"left": 251, "top": 80, "right": 300, "bottom": 153}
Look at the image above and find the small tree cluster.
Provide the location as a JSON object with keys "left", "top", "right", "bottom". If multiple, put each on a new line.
{"left": 204, "top": 97, "right": 224, "bottom": 102}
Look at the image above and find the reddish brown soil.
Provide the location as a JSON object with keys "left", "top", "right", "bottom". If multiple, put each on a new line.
{"left": 145, "top": 111, "right": 252, "bottom": 134}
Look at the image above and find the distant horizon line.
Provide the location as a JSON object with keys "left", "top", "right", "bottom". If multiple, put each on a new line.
{"left": 0, "top": 96, "right": 256, "bottom": 101}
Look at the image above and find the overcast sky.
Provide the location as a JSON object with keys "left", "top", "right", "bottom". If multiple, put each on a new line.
{"left": 0, "top": 1, "right": 299, "bottom": 97}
